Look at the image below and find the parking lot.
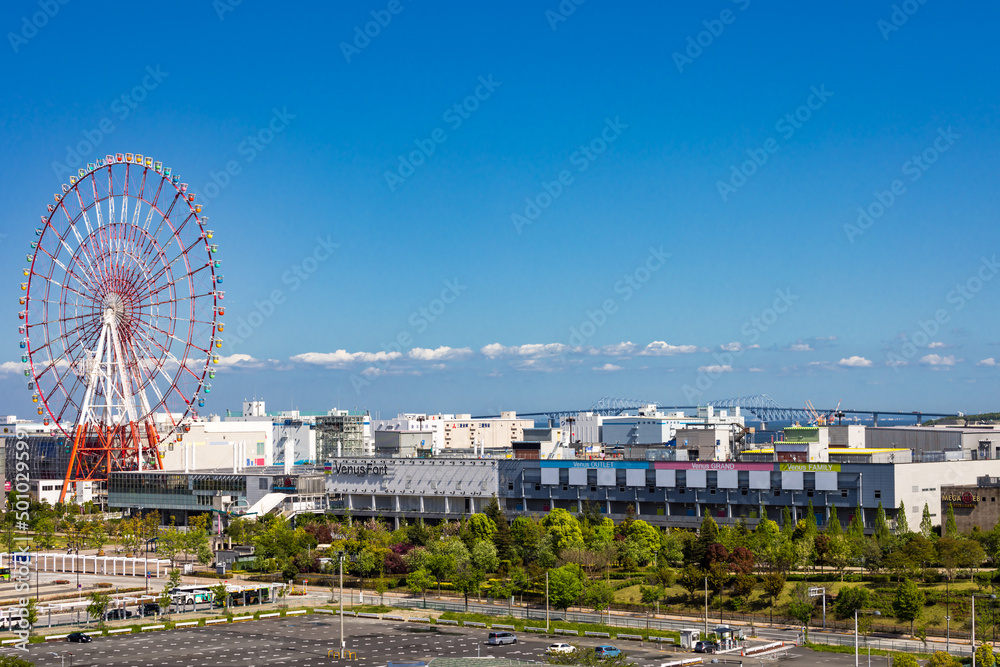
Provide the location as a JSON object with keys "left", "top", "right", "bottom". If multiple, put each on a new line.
{"left": 6, "top": 613, "right": 696, "bottom": 666}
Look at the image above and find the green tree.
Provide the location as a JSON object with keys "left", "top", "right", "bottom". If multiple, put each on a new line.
{"left": 827, "top": 505, "right": 842, "bottom": 536}
{"left": 893, "top": 653, "right": 920, "bottom": 667}
{"left": 626, "top": 520, "right": 661, "bottom": 559}
{"left": 896, "top": 501, "right": 910, "bottom": 535}
{"left": 945, "top": 504, "right": 958, "bottom": 539}
{"left": 167, "top": 567, "right": 182, "bottom": 592}
{"left": 0, "top": 655, "right": 37, "bottom": 667}
{"left": 975, "top": 645, "right": 997, "bottom": 667}
{"left": 470, "top": 540, "right": 499, "bottom": 574}
{"left": 732, "top": 574, "right": 756, "bottom": 603}
{"left": 158, "top": 588, "right": 173, "bottom": 619}
{"left": 761, "top": 572, "right": 786, "bottom": 624}
{"left": 848, "top": 506, "right": 865, "bottom": 538}
{"left": 874, "top": 502, "right": 891, "bottom": 543}
{"left": 920, "top": 504, "right": 934, "bottom": 538}
{"left": 678, "top": 564, "right": 704, "bottom": 603}
{"left": 466, "top": 513, "right": 497, "bottom": 545}
{"left": 24, "top": 599, "right": 37, "bottom": 635}
{"left": 803, "top": 501, "right": 819, "bottom": 539}
{"left": 892, "top": 578, "right": 925, "bottom": 636}
{"left": 374, "top": 577, "right": 389, "bottom": 606}
{"left": 927, "top": 651, "right": 961, "bottom": 667}
{"left": 210, "top": 583, "right": 228, "bottom": 610}
{"left": 584, "top": 579, "right": 616, "bottom": 621}
{"left": 407, "top": 568, "right": 435, "bottom": 606}
{"left": 540, "top": 509, "right": 585, "bottom": 553}
{"left": 87, "top": 591, "right": 110, "bottom": 626}
{"left": 781, "top": 507, "right": 794, "bottom": 534}
{"left": 452, "top": 560, "right": 485, "bottom": 611}
{"left": 511, "top": 516, "right": 543, "bottom": 561}
{"left": 548, "top": 563, "right": 586, "bottom": 612}
{"left": 833, "top": 586, "right": 872, "bottom": 619}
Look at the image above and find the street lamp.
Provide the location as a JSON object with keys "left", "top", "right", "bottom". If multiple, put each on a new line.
{"left": 337, "top": 551, "right": 345, "bottom": 651}
{"left": 946, "top": 615, "right": 951, "bottom": 653}
{"left": 855, "top": 609, "right": 880, "bottom": 667}
{"left": 972, "top": 593, "right": 996, "bottom": 667}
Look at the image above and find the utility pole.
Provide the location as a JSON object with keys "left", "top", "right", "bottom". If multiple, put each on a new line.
{"left": 339, "top": 552, "right": 345, "bottom": 651}
{"left": 545, "top": 571, "right": 550, "bottom": 632}
{"left": 704, "top": 576, "right": 709, "bottom": 636}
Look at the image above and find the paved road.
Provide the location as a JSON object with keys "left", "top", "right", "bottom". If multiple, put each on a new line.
{"left": 7, "top": 614, "right": 685, "bottom": 667}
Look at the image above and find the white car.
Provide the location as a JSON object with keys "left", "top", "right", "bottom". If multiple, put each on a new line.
{"left": 548, "top": 643, "right": 575, "bottom": 654}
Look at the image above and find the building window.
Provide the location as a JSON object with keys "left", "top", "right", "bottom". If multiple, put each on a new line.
{"left": 807, "top": 490, "right": 814, "bottom": 497}
{"left": 534, "top": 484, "right": 540, "bottom": 491}
{"left": 259, "top": 479, "right": 269, "bottom": 490}
{"left": 562, "top": 485, "right": 568, "bottom": 491}
{"left": 774, "top": 490, "right": 781, "bottom": 497}
{"left": 741, "top": 489, "right": 748, "bottom": 495}
{"left": 590, "top": 486, "right": 597, "bottom": 492}
{"left": 841, "top": 490, "right": 848, "bottom": 498}
{"left": 709, "top": 488, "right": 716, "bottom": 495}
{"left": 508, "top": 482, "right": 514, "bottom": 491}
{"left": 874, "top": 490, "right": 881, "bottom": 499}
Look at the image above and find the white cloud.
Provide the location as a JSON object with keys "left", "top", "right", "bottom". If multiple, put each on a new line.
{"left": 978, "top": 358, "right": 997, "bottom": 367}
{"left": 599, "top": 342, "right": 638, "bottom": 356}
{"left": 920, "top": 354, "right": 956, "bottom": 367}
{"left": 928, "top": 341, "right": 947, "bottom": 349}
{"left": 0, "top": 361, "right": 22, "bottom": 374}
{"left": 480, "top": 343, "right": 569, "bottom": 359}
{"left": 886, "top": 359, "right": 909, "bottom": 368}
{"left": 291, "top": 350, "right": 402, "bottom": 367}
{"left": 408, "top": 346, "right": 473, "bottom": 362}
{"left": 748, "top": 367, "right": 763, "bottom": 372}
{"left": 593, "top": 363, "right": 622, "bottom": 372}
{"left": 789, "top": 343, "right": 813, "bottom": 352}
{"left": 838, "top": 356, "right": 873, "bottom": 368}
{"left": 698, "top": 364, "right": 733, "bottom": 374}
{"left": 719, "top": 342, "right": 758, "bottom": 353}
{"left": 360, "top": 366, "right": 386, "bottom": 378}
{"left": 216, "top": 353, "right": 261, "bottom": 368}
{"left": 639, "top": 341, "right": 699, "bottom": 356}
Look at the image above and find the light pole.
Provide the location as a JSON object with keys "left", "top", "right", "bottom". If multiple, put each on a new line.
{"left": 704, "top": 576, "right": 709, "bottom": 636}
{"left": 545, "top": 571, "right": 550, "bottom": 632}
{"left": 855, "top": 608, "right": 880, "bottom": 667}
{"left": 972, "top": 593, "right": 996, "bottom": 667}
{"left": 338, "top": 551, "right": 345, "bottom": 651}
{"left": 946, "top": 615, "right": 950, "bottom": 653}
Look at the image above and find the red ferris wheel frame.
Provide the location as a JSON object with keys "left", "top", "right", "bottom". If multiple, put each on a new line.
{"left": 20, "top": 153, "right": 223, "bottom": 502}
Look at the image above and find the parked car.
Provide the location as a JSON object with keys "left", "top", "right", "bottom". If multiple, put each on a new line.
{"left": 66, "top": 632, "right": 92, "bottom": 643}
{"left": 138, "top": 603, "right": 160, "bottom": 617}
{"left": 595, "top": 645, "right": 622, "bottom": 659}
{"left": 547, "top": 643, "right": 574, "bottom": 654}
{"left": 103, "top": 609, "right": 134, "bottom": 621}
{"left": 487, "top": 632, "right": 517, "bottom": 645}
{"left": 694, "top": 641, "right": 720, "bottom": 654}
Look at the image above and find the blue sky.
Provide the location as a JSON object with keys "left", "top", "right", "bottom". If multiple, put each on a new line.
{"left": 2, "top": 1, "right": 1000, "bottom": 419}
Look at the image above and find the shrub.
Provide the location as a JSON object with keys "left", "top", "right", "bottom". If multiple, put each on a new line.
{"left": 96, "top": 582, "right": 113, "bottom": 588}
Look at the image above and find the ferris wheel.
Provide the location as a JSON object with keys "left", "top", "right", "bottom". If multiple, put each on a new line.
{"left": 20, "top": 152, "right": 223, "bottom": 501}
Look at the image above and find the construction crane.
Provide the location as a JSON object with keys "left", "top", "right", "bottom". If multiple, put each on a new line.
{"left": 804, "top": 400, "right": 823, "bottom": 425}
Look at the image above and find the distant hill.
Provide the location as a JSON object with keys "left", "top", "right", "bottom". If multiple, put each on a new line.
{"left": 924, "top": 412, "right": 1000, "bottom": 426}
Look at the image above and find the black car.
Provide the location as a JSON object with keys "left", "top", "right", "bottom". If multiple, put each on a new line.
{"left": 103, "top": 609, "right": 134, "bottom": 621}
{"left": 67, "top": 632, "right": 92, "bottom": 643}
{"left": 138, "top": 603, "right": 160, "bottom": 617}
